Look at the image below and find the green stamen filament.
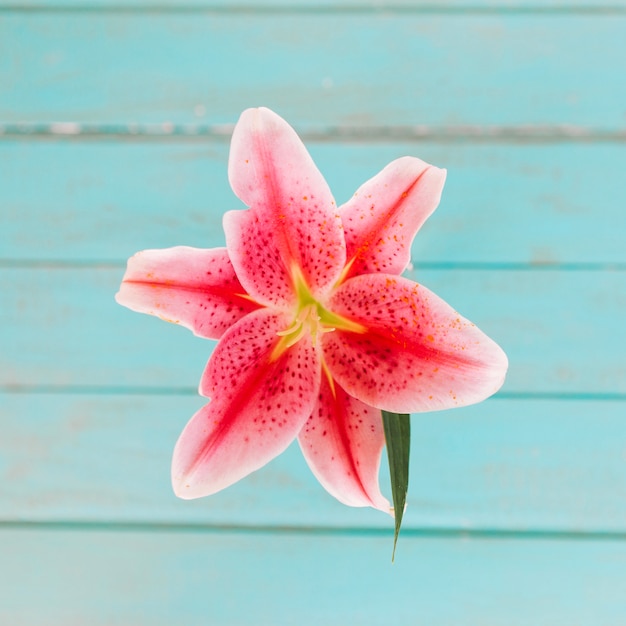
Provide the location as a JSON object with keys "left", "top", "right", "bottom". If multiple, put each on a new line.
{"left": 270, "top": 265, "right": 366, "bottom": 362}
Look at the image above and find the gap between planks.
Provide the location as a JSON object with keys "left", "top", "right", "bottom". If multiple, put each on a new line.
{"left": 3, "top": 520, "right": 626, "bottom": 542}
{"left": 2, "top": 385, "right": 626, "bottom": 400}
{"left": 2, "top": 260, "right": 626, "bottom": 271}
{"left": 1, "top": 125, "right": 626, "bottom": 144}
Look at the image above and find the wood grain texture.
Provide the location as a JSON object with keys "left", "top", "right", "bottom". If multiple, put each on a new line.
{"left": 2, "top": 394, "right": 626, "bottom": 532}
{"left": 1, "top": 14, "right": 625, "bottom": 128}
{"left": 2, "top": 528, "right": 626, "bottom": 626}
{"left": 2, "top": 141, "right": 625, "bottom": 266}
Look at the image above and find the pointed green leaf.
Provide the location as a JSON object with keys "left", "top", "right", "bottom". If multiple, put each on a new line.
{"left": 382, "top": 410, "right": 411, "bottom": 561}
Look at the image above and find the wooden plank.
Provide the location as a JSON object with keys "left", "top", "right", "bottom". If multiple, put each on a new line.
{"left": 2, "top": 527, "right": 626, "bottom": 625}
{"left": 1, "top": 14, "right": 624, "bottom": 128}
{"left": 2, "top": 140, "right": 625, "bottom": 266}
{"left": 2, "top": 267, "right": 624, "bottom": 393}
{"left": 2, "top": 394, "right": 626, "bottom": 532}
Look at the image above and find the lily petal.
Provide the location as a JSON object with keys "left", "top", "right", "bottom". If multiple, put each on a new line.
{"left": 340, "top": 157, "right": 446, "bottom": 279}
{"left": 173, "top": 308, "right": 321, "bottom": 498}
{"left": 226, "top": 107, "right": 346, "bottom": 305}
{"left": 298, "top": 376, "right": 390, "bottom": 512}
{"left": 321, "top": 274, "right": 508, "bottom": 413}
{"left": 115, "top": 247, "right": 260, "bottom": 339}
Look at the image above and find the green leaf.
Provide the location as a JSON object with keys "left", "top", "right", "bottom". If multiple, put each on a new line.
{"left": 382, "top": 410, "right": 411, "bottom": 562}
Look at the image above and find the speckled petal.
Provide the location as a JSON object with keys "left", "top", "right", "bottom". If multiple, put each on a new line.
{"left": 115, "top": 247, "right": 260, "bottom": 339}
{"left": 173, "top": 308, "right": 321, "bottom": 499}
{"left": 339, "top": 157, "right": 446, "bottom": 279}
{"left": 298, "top": 377, "right": 390, "bottom": 512}
{"left": 226, "top": 107, "right": 346, "bottom": 304}
{"left": 223, "top": 209, "right": 295, "bottom": 309}
{"left": 321, "top": 274, "right": 508, "bottom": 413}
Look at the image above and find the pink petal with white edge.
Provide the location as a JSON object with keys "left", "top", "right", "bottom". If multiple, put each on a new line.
{"left": 226, "top": 107, "right": 346, "bottom": 303}
{"left": 115, "top": 247, "right": 260, "bottom": 340}
{"left": 298, "top": 377, "right": 390, "bottom": 513}
{"left": 339, "top": 157, "right": 446, "bottom": 279}
{"left": 173, "top": 308, "right": 321, "bottom": 499}
{"left": 321, "top": 274, "right": 508, "bottom": 413}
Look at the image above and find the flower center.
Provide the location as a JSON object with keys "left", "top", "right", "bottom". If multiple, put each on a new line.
{"left": 270, "top": 265, "right": 365, "bottom": 362}
{"left": 276, "top": 303, "right": 334, "bottom": 350}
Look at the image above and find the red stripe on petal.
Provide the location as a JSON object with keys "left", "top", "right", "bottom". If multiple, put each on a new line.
{"left": 322, "top": 274, "right": 508, "bottom": 413}
{"left": 115, "top": 247, "right": 261, "bottom": 339}
{"left": 339, "top": 157, "right": 446, "bottom": 279}
{"left": 173, "top": 308, "right": 321, "bottom": 499}
{"left": 227, "top": 108, "right": 346, "bottom": 299}
{"left": 298, "top": 376, "right": 390, "bottom": 512}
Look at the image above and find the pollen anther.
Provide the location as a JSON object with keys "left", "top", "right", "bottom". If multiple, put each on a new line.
{"left": 270, "top": 267, "right": 365, "bottom": 362}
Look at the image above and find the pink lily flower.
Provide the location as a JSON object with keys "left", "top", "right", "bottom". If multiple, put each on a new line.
{"left": 116, "top": 107, "right": 507, "bottom": 513}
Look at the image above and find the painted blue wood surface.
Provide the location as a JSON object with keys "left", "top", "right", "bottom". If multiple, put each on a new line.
{"left": 3, "top": 1, "right": 626, "bottom": 7}
{"left": 3, "top": 529, "right": 626, "bottom": 626}
{"left": 1, "top": 14, "right": 625, "bottom": 129}
{"left": 1, "top": 1, "right": 625, "bottom": 623}
{"left": 2, "top": 141, "right": 626, "bottom": 265}
{"left": 3, "top": 396, "right": 626, "bottom": 533}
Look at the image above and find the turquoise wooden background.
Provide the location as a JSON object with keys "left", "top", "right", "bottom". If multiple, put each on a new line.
{"left": 2, "top": 1, "right": 626, "bottom": 623}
